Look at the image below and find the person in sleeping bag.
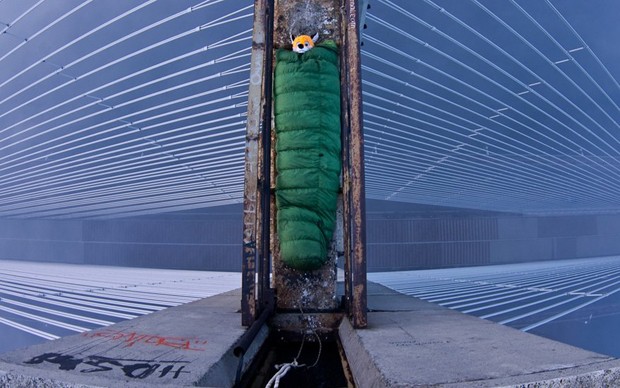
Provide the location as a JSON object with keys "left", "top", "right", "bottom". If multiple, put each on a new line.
{"left": 274, "top": 33, "right": 341, "bottom": 271}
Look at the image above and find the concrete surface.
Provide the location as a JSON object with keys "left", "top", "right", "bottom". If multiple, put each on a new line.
{"left": 0, "top": 289, "right": 266, "bottom": 388}
{"left": 5, "top": 280, "right": 620, "bottom": 387}
{"left": 340, "top": 282, "right": 620, "bottom": 387}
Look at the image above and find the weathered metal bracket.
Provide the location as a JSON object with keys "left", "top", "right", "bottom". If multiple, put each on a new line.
{"left": 341, "top": 0, "right": 368, "bottom": 329}
{"left": 242, "top": 0, "right": 276, "bottom": 327}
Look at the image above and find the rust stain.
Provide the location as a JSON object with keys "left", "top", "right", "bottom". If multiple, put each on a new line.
{"left": 242, "top": 0, "right": 271, "bottom": 326}
{"left": 343, "top": 0, "right": 367, "bottom": 329}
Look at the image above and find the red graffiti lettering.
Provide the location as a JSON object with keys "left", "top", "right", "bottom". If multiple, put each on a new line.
{"left": 82, "top": 329, "right": 207, "bottom": 351}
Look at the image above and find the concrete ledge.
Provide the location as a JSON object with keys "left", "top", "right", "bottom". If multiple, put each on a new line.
{"left": 489, "top": 363, "right": 620, "bottom": 388}
{"left": 0, "top": 289, "right": 265, "bottom": 387}
{"left": 339, "top": 282, "right": 620, "bottom": 387}
{"left": 6, "top": 281, "right": 620, "bottom": 387}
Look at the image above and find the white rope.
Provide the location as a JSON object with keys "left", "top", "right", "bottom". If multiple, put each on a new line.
{"left": 264, "top": 304, "right": 322, "bottom": 388}
{"left": 265, "top": 360, "right": 301, "bottom": 388}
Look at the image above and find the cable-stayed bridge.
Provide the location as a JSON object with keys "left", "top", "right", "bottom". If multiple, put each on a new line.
{"left": 370, "top": 255, "right": 620, "bottom": 357}
{"left": 3, "top": 257, "right": 620, "bottom": 358}
{"left": 0, "top": 259, "right": 240, "bottom": 353}
{"left": 1, "top": 0, "right": 618, "bottom": 219}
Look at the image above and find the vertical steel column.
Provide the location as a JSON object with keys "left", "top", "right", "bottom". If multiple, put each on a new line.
{"left": 259, "top": 0, "right": 276, "bottom": 313}
{"left": 242, "top": 0, "right": 275, "bottom": 326}
{"left": 343, "top": 0, "right": 368, "bottom": 328}
{"left": 340, "top": 25, "right": 353, "bottom": 319}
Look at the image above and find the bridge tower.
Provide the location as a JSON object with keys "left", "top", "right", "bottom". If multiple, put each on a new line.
{"left": 241, "top": 0, "right": 368, "bottom": 334}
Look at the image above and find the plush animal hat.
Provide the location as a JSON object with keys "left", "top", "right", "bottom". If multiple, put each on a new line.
{"left": 291, "top": 33, "right": 319, "bottom": 53}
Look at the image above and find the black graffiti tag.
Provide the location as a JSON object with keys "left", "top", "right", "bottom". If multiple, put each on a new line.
{"left": 80, "top": 356, "right": 123, "bottom": 373}
{"left": 159, "top": 364, "right": 187, "bottom": 378}
{"left": 24, "top": 352, "right": 83, "bottom": 371}
{"left": 24, "top": 352, "right": 189, "bottom": 379}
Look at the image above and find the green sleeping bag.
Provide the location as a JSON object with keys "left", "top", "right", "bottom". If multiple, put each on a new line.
{"left": 274, "top": 40, "right": 341, "bottom": 271}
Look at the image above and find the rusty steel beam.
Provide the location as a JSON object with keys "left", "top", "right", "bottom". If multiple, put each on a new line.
{"left": 259, "top": 0, "right": 276, "bottom": 311}
{"left": 340, "top": 43, "right": 353, "bottom": 315}
{"left": 343, "top": 0, "right": 368, "bottom": 329}
{"left": 242, "top": 0, "right": 274, "bottom": 327}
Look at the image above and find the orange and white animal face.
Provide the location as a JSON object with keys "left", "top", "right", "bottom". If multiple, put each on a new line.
{"left": 291, "top": 33, "right": 319, "bottom": 53}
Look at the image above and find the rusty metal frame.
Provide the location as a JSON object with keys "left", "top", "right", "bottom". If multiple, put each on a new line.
{"left": 259, "top": 0, "right": 276, "bottom": 313}
{"left": 244, "top": 0, "right": 366, "bottom": 328}
{"left": 342, "top": 0, "right": 368, "bottom": 329}
{"left": 242, "top": 0, "right": 275, "bottom": 327}
{"left": 271, "top": 0, "right": 341, "bottom": 313}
